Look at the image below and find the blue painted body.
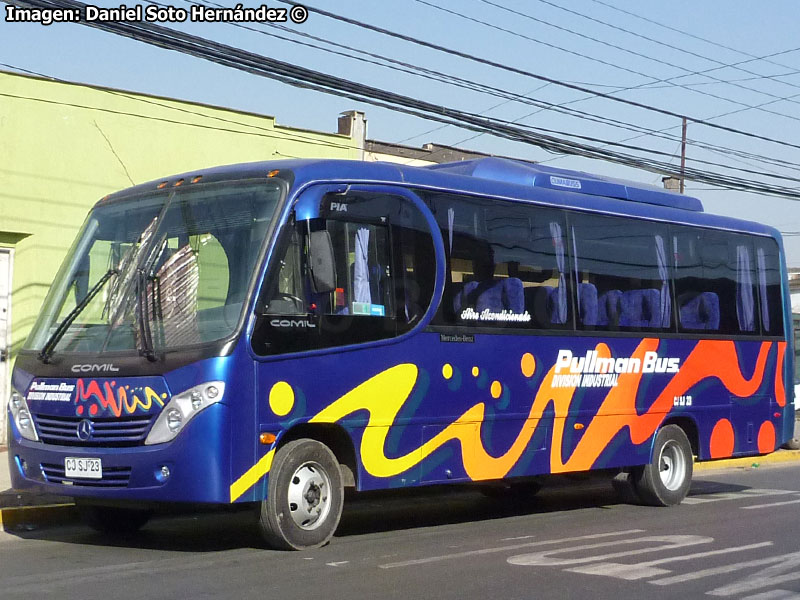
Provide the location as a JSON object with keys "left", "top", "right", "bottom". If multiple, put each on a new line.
{"left": 7, "top": 158, "right": 793, "bottom": 505}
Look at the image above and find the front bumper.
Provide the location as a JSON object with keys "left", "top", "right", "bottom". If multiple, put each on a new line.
{"left": 7, "top": 404, "right": 230, "bottom": 504}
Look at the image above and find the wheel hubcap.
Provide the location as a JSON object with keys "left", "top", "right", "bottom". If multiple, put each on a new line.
{"left": 658, "top": 440, "right": 686, "bottom": 491}
{"left": 287, "top": 461, "right": 331, "bottom": 530}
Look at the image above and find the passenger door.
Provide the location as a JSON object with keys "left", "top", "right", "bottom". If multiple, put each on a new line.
{"left": 251, "top": 186, "right": 439, "bottom": 492}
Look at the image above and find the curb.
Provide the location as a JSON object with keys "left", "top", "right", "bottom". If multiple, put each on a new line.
{"left": 0, "top": 503, "right": 78, "bottom": 533}
{"left": 694, "top": 449, "right": 800, "bottom": 472}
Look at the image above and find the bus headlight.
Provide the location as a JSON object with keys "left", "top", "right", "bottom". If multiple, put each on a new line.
{"left": 9, "top": 389, "right": 39, "bottom": 442}
{"left": 145, "top": 382, "right": 225, "bottom": 445}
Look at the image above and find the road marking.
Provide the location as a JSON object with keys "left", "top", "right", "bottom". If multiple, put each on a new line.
{"left": 378, "top": 529, "right": 645, "bottom": 569}
{"left": 0, "top": 549, "right": 264, "bottom": 594}
{"left": 568, "top": 562, "right": 670, "bottom": 580}
{"left": 508, "top": 535, "right": 712, "bottom": 567}
{"left": 650, "top": 555, "right": 789, "bottom": 586}
{"left": 501, "top": 535, "right": 535, "bottom": 541}
{"left": 326, "top": 561, "right": 349, "bottom": 567}
{"left": 707, "top": 551, "right": 800, "bottom": 596}
{"left": 742, "top": 498, "right": 800, "bottom": 510}
{"left": 740, "top": 591, "right": 800, "bottom": 600}
{"left": 682, "top": 489, "right": 797, "bottom": 505}
{"left": 566, "top": 542, "right": 773, "bottom": 580}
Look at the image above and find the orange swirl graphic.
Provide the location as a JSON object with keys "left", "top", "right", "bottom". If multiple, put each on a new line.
{"left": 230, "top": 339, "right": 777, "bottom": 501}
{"left": 775, "top": 342, "right": 787, "bottom": 407}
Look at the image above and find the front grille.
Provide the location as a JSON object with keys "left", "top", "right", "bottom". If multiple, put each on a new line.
{"left": 33, "top": 414, "right": 154, "bottom": 447}
{"left": 40, "top": 463, "right": 132, "bottom": 488}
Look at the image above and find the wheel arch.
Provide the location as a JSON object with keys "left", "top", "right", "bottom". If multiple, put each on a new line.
{"left": 278, "top": 423, "right": 359, "bottom": 488}
{"left": 660, "top": 416, "right": 700, "bottom": 458}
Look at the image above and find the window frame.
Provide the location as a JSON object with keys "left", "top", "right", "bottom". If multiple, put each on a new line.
{"left": 420, "top": 190, "right": 786, "bottom": 342}
{"left": 251, "top": 185, "right": 442, "bottom": 357}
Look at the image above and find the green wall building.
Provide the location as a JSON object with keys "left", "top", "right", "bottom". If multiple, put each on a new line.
{"left": 0, "top": 71, "right": 361, "bottom": 440}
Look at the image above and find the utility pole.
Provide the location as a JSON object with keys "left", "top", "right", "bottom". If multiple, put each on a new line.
{"left": 680, "top": 117, "right": 687, "bottom": 194}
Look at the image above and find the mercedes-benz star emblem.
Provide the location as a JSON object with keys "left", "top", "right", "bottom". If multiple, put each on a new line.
{"left": 76, "top": 419, "right": 94, "bottom": 442}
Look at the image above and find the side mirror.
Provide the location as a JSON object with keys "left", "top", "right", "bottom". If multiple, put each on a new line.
{"left": 308, "top": 230, "right": 336, "bottom": 293}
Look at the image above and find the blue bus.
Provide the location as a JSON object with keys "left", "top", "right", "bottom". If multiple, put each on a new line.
{"left": 7, "top": 158, "right": 792, "bottom": 549}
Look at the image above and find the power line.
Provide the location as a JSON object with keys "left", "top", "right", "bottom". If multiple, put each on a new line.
{"left": 182, "top": 0, "right": 681, "bottom": 144}
{"left": 256, "top": 1, "right": 800, "bottom": 178}
{"left": 394, "top": 83, "right": 553, "bottom": 145}
{"left": 186, "top": 2, "right": 711, "bottom": 144}
{"left": 587, "top": 0, "right": 800, "bottom": 77}
{"left": 0, "top": 67, "right": 355, "bottom": 152}
{"left": 420, "top": 0, "right": 800, "bottom": 126}
{"left": 354, "top": 2, "right": 800, "bottom": 173}
{"left": 180, "top": 0, "right": 800, "bottom": 178}
{"left": 176, "top": 1, "right": 705, "bottom": 150}
{"left": 8, "top": 0, "right": 800, "bottom": 202}
{"left": 524, "top": 0, "right": 800, "bottom": 95}
{"left": 568, "top": 71, "right": 800, "bottom": 92}
{"left": 275, "top": 0, "right": 800, "bottom": 154}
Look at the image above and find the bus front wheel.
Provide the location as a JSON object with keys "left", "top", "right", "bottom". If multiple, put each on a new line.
{"left": 633, "top": 425, "right": 693, "bottom": 506}
{"left": 258, "top": 438, "right": 344, "bottom": 550}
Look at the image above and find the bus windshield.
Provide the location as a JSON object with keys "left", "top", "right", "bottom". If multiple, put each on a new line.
{"left": 25, "top": 178, "right": 283, "bottom": 356}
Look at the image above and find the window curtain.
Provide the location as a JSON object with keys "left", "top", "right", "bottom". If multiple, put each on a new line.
{"left": 736, "top": 244, "right": 755, "bottom": 332}
{"left": 655, "top": 234, "right": 671, "bottom": 328}
{"left": 447, "top": 207, "right": 455, "bottom": 255}
{"left": 353, "top": 228, "right": 371, "bottom": 304}
{"left": 572, "top": 228, "right": 580, "bottom": 307}
{"left": 757, "top": 247, "right": 770, "bottom": 332}
{"left": 550, "top": 221, "right": 567, "bottom": 324}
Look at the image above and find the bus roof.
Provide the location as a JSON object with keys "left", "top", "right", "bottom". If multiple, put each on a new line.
{"left": 425, "top": 157, "right": 704, "bottom": 212}
{"left": 101, "top": 157, "right": 780, "bottom": 240}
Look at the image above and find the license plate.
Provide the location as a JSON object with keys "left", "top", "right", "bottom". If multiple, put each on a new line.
{"left": 65, "top": 457, "right": 102, "bottom": 479}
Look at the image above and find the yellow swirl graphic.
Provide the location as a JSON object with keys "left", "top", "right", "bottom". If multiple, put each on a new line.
{"left": 229, "top": 339, "right": 775, "bottom": 502}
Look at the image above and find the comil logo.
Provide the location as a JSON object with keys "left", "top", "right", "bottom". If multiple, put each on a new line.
{"left": 270, "top": 318, "right": 316, "bottom": 328}
{"left": 552, "top": 349, "right": 680, "bottom": 388}
{"left": 70, "top": 363, "right": 120, "bottom": 374}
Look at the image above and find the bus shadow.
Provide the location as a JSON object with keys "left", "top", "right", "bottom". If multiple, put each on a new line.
{"left": 337, "top": 476, "right": 624, "bottom": 537}
{"left": 336, "top": 475, "right": 754, "bottom": 538}
{"left": 1, "top": 477, "right": 755, "bottom": 551}
{"left": 1, "top": 507, "right": 265, "bottom": 553}
{"left": 686, "top": 479, "right": 750, "bottom": 497}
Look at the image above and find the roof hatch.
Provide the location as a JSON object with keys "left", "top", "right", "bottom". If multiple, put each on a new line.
{"left": 426, "top": 157, "right": 703, "bottom": 212}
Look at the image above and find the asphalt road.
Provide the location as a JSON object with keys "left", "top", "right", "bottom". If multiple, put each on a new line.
{"left": 2, "top": 464, "right": 800, "bottom": 600}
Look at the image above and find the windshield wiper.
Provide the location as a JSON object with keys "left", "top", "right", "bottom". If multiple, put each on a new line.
{"left": 136, "top": 266, "right": 157, "bottom": 362}
{"left": 39, "top": 268, "right": 119, "bottom": 363}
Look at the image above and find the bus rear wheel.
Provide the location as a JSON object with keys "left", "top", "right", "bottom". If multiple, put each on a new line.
{"left": 633, "top": 425, "right": 693, "bottom": 506}
{"left": 258, "top": 439, "right": 344, "bottom": 550}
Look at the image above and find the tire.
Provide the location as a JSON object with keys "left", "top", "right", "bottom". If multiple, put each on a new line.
{"left": 611, "top": 472, "right": 640, "bottom": 505}
{"left": 782, "top": 415, "right": 800, "bottom": 450}
{"left": 258, "top": 439, "right": 344, "bottom": 550}
{"left": 78, "top": 504, "right": 152, "bottom": 534}
{"left": 632, "top": 425, "right": 693, "bottom": 507}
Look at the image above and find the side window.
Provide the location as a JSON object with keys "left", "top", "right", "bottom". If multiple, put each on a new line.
{"left": 672, "top": 226, "right": 760, "bottom": 336}
{"left": 253, "top": 190, "right": 435, "bottom": 355}
{"left": 570, "top": 212, "right": 671, "bottom": 332}
{"left": 755, "top": 238, "right": 784, "bottom": 336}
{"left": 426, "top": 193, "right": 570, "bottom": 330}
{"left": 324, "top": 220, "right": 392, "bottom": 318}
{"left": 266, "top": 227, "right": 305, "bottom": 315}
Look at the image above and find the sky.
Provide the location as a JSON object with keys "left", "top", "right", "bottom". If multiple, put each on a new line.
{"left": 4, "top": 0, "right": 800, "bottom": 266}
